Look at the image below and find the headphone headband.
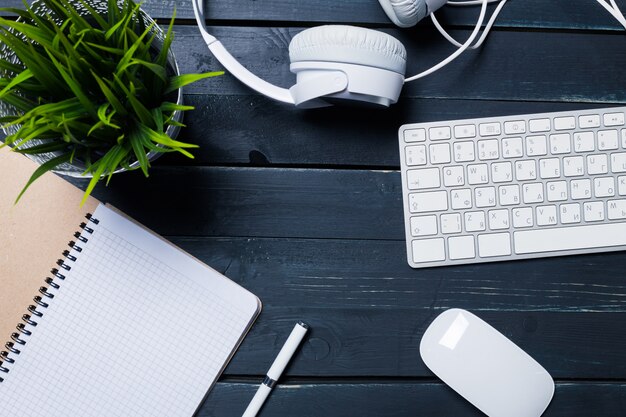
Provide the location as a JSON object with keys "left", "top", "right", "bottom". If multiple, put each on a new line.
{"left": 192, "top": 0, "right": 296, "bottom": 104}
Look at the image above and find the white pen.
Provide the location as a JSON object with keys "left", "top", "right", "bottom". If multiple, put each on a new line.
{"left": 242, "top": 321, "right": 309, "bottom": 417}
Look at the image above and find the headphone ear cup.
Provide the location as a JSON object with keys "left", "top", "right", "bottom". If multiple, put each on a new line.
{"left": 288, "top": 25, "right": 407, "bottom": 107}
{"left": 378, "top": 0, "right": 428, "bottom": 28}
{"left": 289, "top": 25, "right": 407, "bottom": 75}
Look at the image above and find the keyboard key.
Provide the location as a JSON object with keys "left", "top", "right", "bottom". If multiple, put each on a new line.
{"left": 574, "top": 132, "right": 595, "bottom": 152}
{"left": 467, "top": 164, "right": 489, "bottom": 185}
{"left": 539, "top": 158, "right": 561, "bottom": 179}
{"left": 536, "top": 205, "right": 558, "bottom": 226}
{"left": 491, "top": 162, "right": 513, "bottom": 183}
{"left": 579, "top": 114, "right": 601, "bottom": 129}
{"left": 622, "top": 129, "right": 626, "bottom": 148}
{"left": 498, "top": 185, "right": 520, "bottom": 206}
{"left": 404, "top": 128, "right": 426, "bottom": 142}
{"left": 598, "top": 130, "right": 619, "bottom": 150}
{"left": 501, "top": 137, "right": 523, "bottom": 158}
{"left": 454, "top": 141, "right": 475, "bottom": 162}
{"left": 571, "top": 179, "right": 592, "bottom": 200}
{"left": 407, "top": 168, "right": 440, "bottom": 190}
{"left": 412, "top": 238, "right": 445, "bottom": 263}
{"left": 619, "top": 176, "right": 626, "bottom": 196}
{"left": 554, "top": 116, "right": 576, "bottom": 131}
{"left": 430, "top": 143, "right": 451, "bottom": 164}
{"left": 559, "top": 203, "right": 581, "bottom": 224}
{"left": 410, "top": 215, "right": 438, "bottom": 236}
{"left": 475, "top": 187, "right": 497, "bottom": 208}
{"left": 549, "top": 133, "right": 571, "bottom": 154}
{"left": 563, "top": 156, "right": 584, "bottom": 177}
{"left": 454, "top": 124, "right": 476, "bottom": 139}
{"left": 405, "top": 145, "right": 427, "bottom": 166}
{"left": 529, "top": 118, "right": 551, "bottom": 133}
{"left": 526, "top": 135, "right": 547, "bottom": 156}
{"left": 587, "top": 154, "right": 609, "bottom": 175}
{"left": 583, "top": 201, "right": 605, "bottom": 222}
{"left": 443, "top": 166, "right": 465, "bottom": 187}
{"left": 451, "top": 188, "right": 473, "bottom": 210}
{"left": 479, "top": 122, "right": 501, "bottom": 137}
{"left": 514, "top": 223, "right": 626, "bottom": 254}
{"left": 607, "top": 200, "right": 626, "bottom": 220}
{"left": 488, "top": 209, "right": 510, "bottom": 230}
{"left": 504, "top": 120, "right": 526, "bottom": 135}
{"left": 604, "top": 112, "right": 625, "bottom": 127}
{"left": 465, "top": 211, "right": 486, "bottom": 232}
{"left": 448, "top": 236, "right": 476, "bottom": 260}
{"left": 477, "top": 233, "right": 511, "bottom": 257}
{"left": 515, "top": 160, "right": 537, "bottom": 181}
{"left": 478, "top": 139, "right": 499, "bottom": 160}
{"left": 523, "top": 183, "right": 544, "bottom": 204}
{"left": 594, "top": 177, "right": 616, "bottom": 198}
{"left": 409, "top": 191, "right": 448, "bottom": 213}
{"left": 429, "top": 126, "right": 451, "bottom": 140}
{"left": 547, "top": 181, "right": 568, "bottom": 202}
{"left": 441, "top": 213, "right": 462, "bottom": 234}
{"left": 512, "top": 207, "right": 533, "bottom": 228}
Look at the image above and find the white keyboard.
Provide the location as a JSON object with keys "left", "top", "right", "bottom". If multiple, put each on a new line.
{"left": 398, "top": 106, "right": 626, "bottom": 268}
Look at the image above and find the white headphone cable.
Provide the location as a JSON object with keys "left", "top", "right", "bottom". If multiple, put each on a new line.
{"left": 404, "top": 0, "right": 488, "bottom": 82}
{"left": 431, "top": 0, "right": 508, "bottom": 49}
{"left": 447, "top": 0, "right": 501, "bottom": 5}
{"left": 601, "top": 0, "right": 626, "bottom": 28}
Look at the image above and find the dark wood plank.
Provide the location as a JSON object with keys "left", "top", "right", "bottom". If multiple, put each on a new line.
{"left": 170, "top": 26, "right": 626, "bottom": 104}
{"left": 80, "top": 166, "right": 626, "bottom": 247}
{"left": 184, "top": 0, "right": 626, "bottom": 33}
{"left": 171, "top": 237, "right": 626, "bottom": 313}
{"left": 156, "top": 237, "right": 626, "bottom": 378}
{"left": 172, "top": 96, "right": 614, "bottom": 167}
{"left": 1, "top": 98, "right": 620, "bottom": 170}
{"left": 200, "top": 381, "right": 626, "bottom": 417}
{"left": 3, "top": 1, "right": 625, "bottom": 31}
{"left": 3, "top": 25, "right": 624, "bottom": 113}
{"left": 85, "top": 167, "right": 405, "bottom": 239}
{"left": 193, "top": 0, "right": 626, "bottom": 31}
{"left": 228, "top": 308, "right": 626, "bottom": 378}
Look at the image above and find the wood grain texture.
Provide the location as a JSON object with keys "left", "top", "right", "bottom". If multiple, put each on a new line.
{"left": 172, "top": 96, "right": 612, "bottom": 167}
{"left": 191, "top": 0, "right": 626, "bottom": 31}
{"left": 170, "top": 26, "right": 626, "bottom": 104}
{"left": 228, "top": 309, "right": 626, "bottom": 378}
{"left": 199, "top": 381, "right": 626, "bottom": 417}
{"left": 159, "top": 237, "right": 626, "bottom": 378}
{"left": 3, "top": 1, "right": 626, "bottom": 31}
{"left": 77, "top": 166, "right": 406, "bottom": 240}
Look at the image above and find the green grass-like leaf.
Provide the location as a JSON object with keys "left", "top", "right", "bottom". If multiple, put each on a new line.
{"left": 15, "top": 151, "right": 72, "bottom": 203}
{"left": 0, "top": 69, "right": 33, "bottom": 98}
{"left": 165, "top": 71, "right": 224, "bottom": 95}
{"left": 0, "top": 0, "right": 223, "bottom": 205}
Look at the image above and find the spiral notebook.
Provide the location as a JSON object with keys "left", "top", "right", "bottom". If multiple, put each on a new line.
{"left": 0, "top": 148, "right": 261, "bottom": 416}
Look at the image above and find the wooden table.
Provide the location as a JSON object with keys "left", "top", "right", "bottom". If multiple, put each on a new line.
{"left": 6, "top": 0, "right": 626, "bottom": 415}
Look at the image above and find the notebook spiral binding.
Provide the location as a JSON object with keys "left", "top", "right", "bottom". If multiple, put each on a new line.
{"left": 0, "top": 214, "right": 100, "bottom": 383}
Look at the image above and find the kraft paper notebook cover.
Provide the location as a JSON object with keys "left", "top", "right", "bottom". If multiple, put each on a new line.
{"left": 0, "top": 147, "right": 261, "bottom": 416}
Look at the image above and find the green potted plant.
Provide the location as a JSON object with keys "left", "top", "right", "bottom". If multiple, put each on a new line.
{"left": 0, "top": 0, "right": 221, "bottom": 204}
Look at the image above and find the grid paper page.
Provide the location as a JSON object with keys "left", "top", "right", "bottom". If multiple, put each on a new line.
{"left": 1, "top": 204, "right": 260, "bottom": 417}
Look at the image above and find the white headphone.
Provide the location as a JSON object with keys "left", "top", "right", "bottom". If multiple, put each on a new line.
{"left": 192, "top": 0, "right": 508, "bottom": 107}
{"left": 192, "top": 0, "right": 625, "bottom": 108}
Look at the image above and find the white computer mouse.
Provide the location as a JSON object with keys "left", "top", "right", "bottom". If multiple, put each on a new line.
{"left": 419, "top": 309, "right": 554, "bottom": 417}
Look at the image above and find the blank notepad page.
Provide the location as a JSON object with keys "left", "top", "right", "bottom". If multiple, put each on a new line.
{"left": 2, "top": 204, "right": 260, "bottom": 417}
